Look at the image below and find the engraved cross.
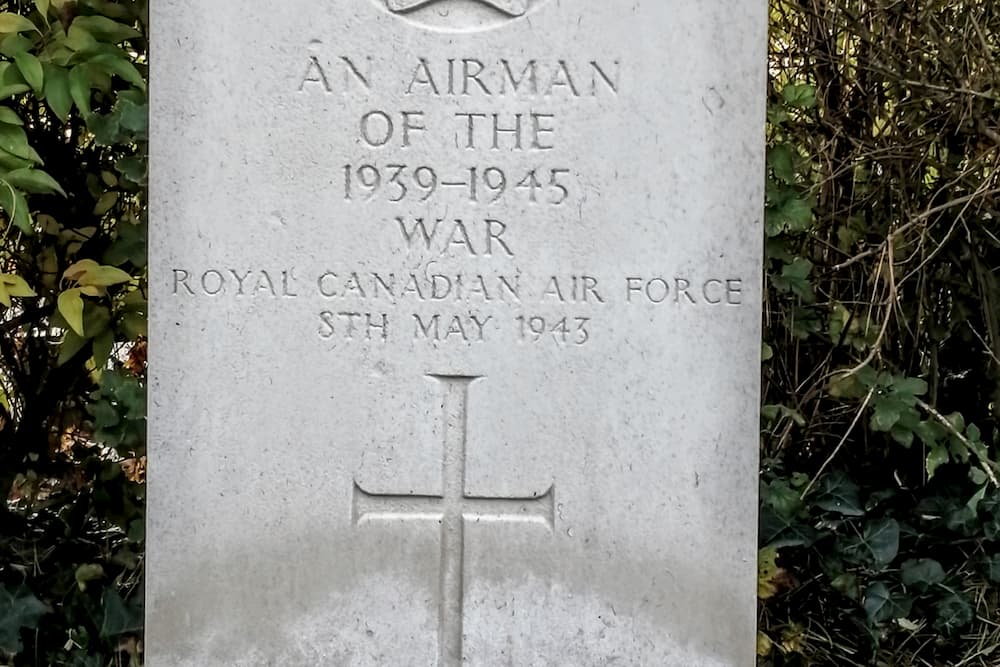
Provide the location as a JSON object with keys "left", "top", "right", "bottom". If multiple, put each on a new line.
{"left": 352, "top": 374, "right": 555, "bottom": 667}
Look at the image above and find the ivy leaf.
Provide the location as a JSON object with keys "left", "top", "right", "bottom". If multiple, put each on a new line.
{"left": 893, "top": 377, "right": 928, "bottom": 397}
{"left": 58, "top": 287, "right": 85, "bottom": 336}
{"left": 813, "top": 471, "right": 865, "bottom": 517}
{"left": 934, "top": 593, "right": 974, "bottom": 634}
{"left": 772, "top": 257, "right": 815, "bottom": 303}
{"left": 927, "top": 443, "right": 950, "bottom": 478}
{"left": 767, "top": 196, "right": 814, "bottom": 236}
{"left": 783, "top": 83, "right": 817, "bottom": 109}
{"left": 979, "top": 554, "right": 1000, "bottom": 583}
{"left": 0, "top": 583, "right": 50, "bottom": 654}
{"left": 871, "top": 400, "right": 901, "bottom": 432}
{"left": 100, "top": 587, "right": 143, "bottom": 638}
{"left": 864, "top": 582, "right": 911, "bottom": 625}
{"left": 863, "top": 518, "right": 900, "bottom": 566}
{"left": 0, "top": 272, "right": 35, "bottom": 307}
{"left": 768, "top": 144, "right": 797, "bottom": 184}
{"left": 900, "top": 558, "right": 946, "bottom": 590}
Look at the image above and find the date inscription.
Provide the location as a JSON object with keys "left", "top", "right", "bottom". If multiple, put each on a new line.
{"left": 344, "top": 164, "right": 571, "bottom": 206}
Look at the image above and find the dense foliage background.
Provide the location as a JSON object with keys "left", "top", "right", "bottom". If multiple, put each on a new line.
{"left": 759, "top": 1, "right": 1000, "bottom": 664}
{"left": 0, "top": 1, "right": 146, "bottom": 665}
{"left": 0, "top": 0, "right": 996, "bottom": 665}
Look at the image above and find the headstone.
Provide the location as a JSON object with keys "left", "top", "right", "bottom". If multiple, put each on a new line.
{"left": 147, "top": 1, "right": 766, "bottom": 665}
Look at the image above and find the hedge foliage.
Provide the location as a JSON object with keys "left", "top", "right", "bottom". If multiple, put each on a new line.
{"left": 0, "top": 0, "right": 997, "bottom": 665}
{"left": 0, "top": 1, "right": 147, "bottom": 665}
{"left": 759, "top": 1, "right": 1000, "bottom": 664}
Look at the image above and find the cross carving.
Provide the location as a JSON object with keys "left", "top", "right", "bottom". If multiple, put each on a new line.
{"left": 352, "top": 374, "right": 555, "bottom": 666}
{"left": 386, "top": 0, "right": 528, "bottom": 17}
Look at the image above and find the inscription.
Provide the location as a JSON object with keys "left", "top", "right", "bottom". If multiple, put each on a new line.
{"left": 300, "top": 56, "right": 619, "bottom": 100}
{"left": 343, "top": 164, "right": 571, "bottom": 205}
{"left": 171, "top": 268, "right": 747, "bottom": 345}
{"left": 352, "top": 374, "right": 555, "bottom": 667}
{"left": 404, "top": 58, "right": 619, "bottom": 98}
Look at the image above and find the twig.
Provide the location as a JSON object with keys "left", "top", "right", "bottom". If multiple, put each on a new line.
{"left": 801, "top": 388, "right": 875, "bottom": 499}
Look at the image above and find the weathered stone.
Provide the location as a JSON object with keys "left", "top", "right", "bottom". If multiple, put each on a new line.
{"left": 148, "top": 1, "right": 767, "bottom": 664}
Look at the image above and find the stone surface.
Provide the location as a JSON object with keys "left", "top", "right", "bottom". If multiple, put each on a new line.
{"left": 147, "top": 1, "right": 767, "bottom": 665}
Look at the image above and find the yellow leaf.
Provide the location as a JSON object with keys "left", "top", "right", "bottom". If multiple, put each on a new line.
{"left": 0, "top": 12, "right": 37, "bottom": 34}
{"left": 79, "top": 284, "right": 103, "bottom": 297}
{"left": 64, "top": 258, "right": 99, "bottom": 282}
{"left": 58, "top": 288, "right": 84, "bottom": 336}
{"left": 34, "top": 0, "right": 50, "bottom": 20}
{"left": 758, "top": 546, "right": 784, "bottom": 600}
{"left": 92, "top": 191, "right": 118, "bottom": 216}
{"left": 63, "top": 259, "right": 131, "bottom": 287}
{"left": 81, "top": 265, "right": 131, "bottom": 287}
{"left": 0, "top": 273, "right": 36, "bottom": 307}
{"left": 756, "top": 631, "right": 774, "bottom": 657}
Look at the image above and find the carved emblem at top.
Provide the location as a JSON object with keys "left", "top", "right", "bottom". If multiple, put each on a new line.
{"left": 387, "top": 0, "right": 528, "bottom": 17}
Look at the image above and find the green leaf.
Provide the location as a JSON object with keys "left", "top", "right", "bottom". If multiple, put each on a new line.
{"left": 890, "top": 426, "right": 915, "bottom": 448}
{"left": 934, "top": 593, "right": 974, "bottom": 634}
{"left": 768, "top": 144, "right": 797, "bottom": 184}
{"left": 5, "top": 167, "right": 66, "bottom": 196}
{"left": 0, "top": 123, "right": 41, "bottom": 163}
{"left": 0, "top": 182, "right": 31, "bottom": 231}
{"left": 43, "top": 64, "right": 71, "bottom": 122}
{"left": 88, "top": 54, "right": 145, "bottom": 90}
{"left": 0, "top": 105, "right": 22, "bottom": 125}
{"left": 927, "top": 443, "right": 950, "bottom": 478}
{"left": 863, "top": 518, "right": 900, "bottom": 566}
{"left": 871, "top": 399, "right": 901, "bottom": 432}
{"left": 93, "top": 190, "right": 118, "bottom": 215}
{"left": 93, "top": 328, "right": 114, "bottom": 368}
{"left": 74, "top": 563, "right": 105, "bottom": 591}
{"left": 58, "top": 287, "right": 85, "bottom": 336}
{"left": 979, "top": 554, "right": 1000, "bottom": 583}
{"left": 900, "top": 558, "right": 946, "bottom": 590}
{"left": 783, "top": 83, "right": 817, "bottom": 109}
{"left": 0, "top": 61, "right": 30, "bottom": 100}
{"left": 812, "top": 472, "right": 865, "bottom": 517}
{"left": 772, "top": 257, "right": 816, "bottom": 302}
{"left": 0, "top": 272, "right": 35, "bottom": 307}
{"left": 99, "top": 588, "right": 143, "bottom": 638}
{"left": 0, "top": 583, "right": 50, "bottom": 655}
{"left": 57, "top": 327, "right": 88, "bottom": 365}
{"left": 34, "top": 0, "right": 50, "bottom": 22}
{"left": 13, "top": 50, "right": 43, "bottom": 93}
{"left": 768, "top": 196, "right": 814, "bottom": 235}
{"left": 71, "top": 15, "right": 141, "bottom": 44}
{"left": 864, "top": 582, "right": 911, "bottom": 625}
{"left": 69, "top": 65, "right": 92, "bottom": 116}
{"left": 893, "top": 377, "right": 928, "bottom": 397}
{"left": 0, "top": 13, "right": 38, "bottom": 34}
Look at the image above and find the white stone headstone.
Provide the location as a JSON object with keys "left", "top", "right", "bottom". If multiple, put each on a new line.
{"left": 147, "top": 1, "right": 767, "bottom": 665}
